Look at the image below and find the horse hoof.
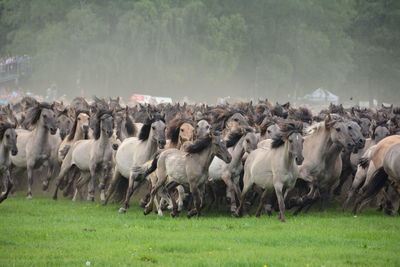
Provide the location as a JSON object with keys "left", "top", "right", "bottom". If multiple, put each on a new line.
{"left": 52, "top": 196, "right": 57, "bottom": 201}
{"left": 87, "top": 196, "right": 94, "bottom": 202}
{"left": 232, "top": 211, "right": 241, "bottom": 218}
{"left": 187, "top": 210, "right": 197, "bottom": 218}
{"left": 42, "top": 183, "right": 49, "bottom": 191}
{"left": 118, "top": 208, "right": 127, "bottom": 214}
{"left": 26, "top": 195, "right": 32, "bottom": 200}
{"left": 230, "top": 206, "right": 237, "bottom": 213}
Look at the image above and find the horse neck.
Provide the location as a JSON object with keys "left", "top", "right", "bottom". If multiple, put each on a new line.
{"left": 280, "top": 141, "right": 296, "bottom": 169}
{"left": 230, "top": 136, "right": 246, "bottom": 167}
{"left": 33, "top": 120, "right": 50, "bottom": 144}
{"left": 306, "top": 127, "right": 334, "bottom": 159}
{"left": 74, "top": 124, "right": 85, "bottom": 141}
{"left": 143, "top": 129, "right": 158, "bottom": 159}
{"left": 97, "top": 123, "right": 110, "bottom": 148}
{"left": 192, "top": 145, "right": 214, "bottom": 171}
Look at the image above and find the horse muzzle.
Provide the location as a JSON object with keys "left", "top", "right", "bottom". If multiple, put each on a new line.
{"left": 11, "top": 149, "right": 18, "bottom": 156}
{"left": 295, "top": 155, "right": 304, "bottom": 165}
{"left": 50, "top": 128, "right": 57, "bottom": 135}
{"left": 158, "top": 140, "right": 166, "bottom": 149}
{"left": 112, "top": 144, "right": 119, "bottom": 150}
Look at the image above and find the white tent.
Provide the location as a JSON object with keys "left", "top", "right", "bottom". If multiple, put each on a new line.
{"left": 302, "top": 88, "right": 339, "bottom": 104}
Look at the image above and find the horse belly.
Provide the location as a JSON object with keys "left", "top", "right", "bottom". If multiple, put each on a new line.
{"left": 165, "top": 156, "right": 187, "bottom": 185}
{"left": 208, "top": 156, "right": 225, "bottom": 181}
{"left": 72, "top": 144, "right": 91, "bottom": 171}
{"left": 116, "top": 138, "right": 137, "bottom": 178}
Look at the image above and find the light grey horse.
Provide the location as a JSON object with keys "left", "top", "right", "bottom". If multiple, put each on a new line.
{"left": 104, "top": 113, "right": 166, "bottom": 212}
{"left": 235, "top": 122, "right": 304, "bottom": 222}
{"left": 11, "top": 103, "right": 59, "bottom": 199}
{"left": 52, "top": 110, "right": 114, "bottom": 201}
{"left": 208, "top": 128, "right": 258, "bottom": 213}
{"left": 0, "top": 122, "right": 18, "bottom": 203}
{"left": 142, "top": 133, "right": 232, "bottom": 217}
{"left": 291, "top": 114, "right": 356, "bottom": 214}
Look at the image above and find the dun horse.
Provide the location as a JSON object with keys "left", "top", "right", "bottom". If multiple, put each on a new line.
{"left": 52, "top": 110, "right": 114, "bottom": 201}
{"left": 11, "top": 103, "right": 59, "bottom": 199}
{"left": 0, "top": 122, "right": 18, "bottom": 203}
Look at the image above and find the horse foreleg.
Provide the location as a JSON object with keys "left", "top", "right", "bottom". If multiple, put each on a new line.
{"left": 42, "top": 160, "right": 56, "bottom": 191}
{"left": 255, "top": 189, "right": 268, "bottom": 218}
{"left": 104, "top": 168, "right": 120, "bottom": 205}
{"left": 222, "top": 172, "right": 237, "bottom": 213}
{"left": 119, "top": 174, "right": 136, "bottom": 213}
{"left": 0, "top": 170, "right": 12, "bottom": 204}
{"left": 234, "top": 181, "right": 253, "bottom": 217}
{"left": 187, "top": 183, "right": 201, "bottom": 218}
{"left": 274, "top": 182, "right": 286, "bottom": 222}
{"left": 26, "top": 165, "right": 34, "bottom": 200}
{"left": 87, "top": 165, "right": 99, "bottom": 202}
{"left": 99, "top": 163, "right": 112, "bottom": 202}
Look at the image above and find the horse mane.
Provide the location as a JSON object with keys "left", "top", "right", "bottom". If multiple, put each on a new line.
{"left": 56, "top": 108, "right": 69, "bottom": 118}
{"left": 271, "top": 121, "right": 303, "bottom": 149}
{"left": 0, "top": 121, "right": 15, "bottom": 140}
{"left": 93, "top": 109, "right": 113, "bottom": 140}
{"left": 23, "top": 102, "right": 53, "bottom": 128}
{"left": 124, "top": 112, "right": 136, "bottom": 137}
{"left": 260, "top": 116, "right": 278, "bottom": 136}
{"left": 67, "top": 109, "right": 90, "bottom": 141}
{"left": 138, "top": 113, "right": 165, "bottom": 141}
{"left": 167, "top": 116, "right": 194, "bottom": 146}
{"left": 209, "top": 108, "right": 246, "bottom": 130}
{"left": 329, "top": 104, "right": 346, "bottom": 115}
{"left": 185, "top": 136, "right": 212, "bottom": 154}
{"left": 226, "top": 131, "right": 244, "bottom": 148}
{"left": 288, "top": 107, "right": 313, "bottom": 123}
{"left": 392, "top": 107, "right": 400, "bottom": 115}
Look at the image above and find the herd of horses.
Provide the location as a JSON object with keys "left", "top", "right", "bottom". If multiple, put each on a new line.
{"left": 0, "top": 96, "right": 399, "bottom": 222}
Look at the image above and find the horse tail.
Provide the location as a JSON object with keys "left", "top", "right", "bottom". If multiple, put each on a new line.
{"left": 355, "top": 167, "right": 388, "bottom": 212}
{"left": 358, "top": 157, "right": 369, "bottom": 169}
{"left": 131, "top": 152, "right": 160, "bottom": 180}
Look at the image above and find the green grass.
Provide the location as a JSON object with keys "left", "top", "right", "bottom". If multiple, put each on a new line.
{"left": 0, "top": 195, "right": 399, "bottom": 267}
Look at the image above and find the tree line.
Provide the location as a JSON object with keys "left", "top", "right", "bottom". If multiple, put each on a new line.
{"left": 0, "top": 0, "right": 398, "bottom": 103}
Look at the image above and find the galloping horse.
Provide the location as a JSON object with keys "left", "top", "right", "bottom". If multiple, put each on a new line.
{"left": 11, "top": 103, "right": 59, "bottom": 199}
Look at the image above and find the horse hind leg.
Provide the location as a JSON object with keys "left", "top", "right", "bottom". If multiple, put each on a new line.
{"left": 187, "top": 183, "right": 202, "bottom": 218}
{"left": 0, "top": 171, "right": 12, "bottom": 204}
{"left": 104, "top": 168, "right": 121, "bottom": 205}
{"left": 255, "top": 189, "right": 269, "bottom": 218}
{"left": 234, "top": 180, "right": 253, "bottom": 218}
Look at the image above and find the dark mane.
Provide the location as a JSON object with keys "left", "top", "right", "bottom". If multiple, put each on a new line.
{"left": 23, "top": 102, "right": 53, "bottom": 128}
{"left": 392, "top": 107, "right": 400, "bottom": 115}
{"left": 185, "top": 136, "right": 212, "bottom": 154}
{"left": 288, "top": 107, "right": 313, "bottom": 123}
{"left": 0, "top": 121, "right": 15, "bottom": 140}
{"left": 93, "top": 109, "right": 113, "bottom": 140}
{"left": 67, "top": 110, "right": 90, "bottom": 141}
{"left": 260, "top": 116, "right": 278, "bottom": 136}
{"left": 167, "top": 116, "right": 194, "bottom": 146}
{"left": 226, "top": 131, "right": 244, "bottom": 148}
{"left": 56, "top": 108, "right": 69, "bottom": 118}
{"left": 271, "top": 121, "right": 303, "bottom": 149}
{"left": 124, "top": 112, "right": 136, "bottom": 137}
{"left": 208, "top": 108, "right": 246, "bottom": 130}
{"left": 138, "top": 113, "right": 165, "bottom": 141}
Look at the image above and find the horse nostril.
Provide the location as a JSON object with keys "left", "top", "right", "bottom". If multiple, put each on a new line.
{"left": 83, "top": 125, "right": 89, "bottom": 130}
{"left": 112, "top": 144, "right": 119, "bottom": 150}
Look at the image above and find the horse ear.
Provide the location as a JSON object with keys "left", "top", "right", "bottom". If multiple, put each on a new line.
{"left": 324, "top": 114, "right": 333, "bottom": 129}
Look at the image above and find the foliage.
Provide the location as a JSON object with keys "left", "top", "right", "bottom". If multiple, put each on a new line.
{"left": 0, "top": 0, "right": 398, "bottom": 102}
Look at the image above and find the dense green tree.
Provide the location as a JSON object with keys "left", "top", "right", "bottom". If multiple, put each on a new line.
{"left": 0, "top": 0, "right": 398, "bottom": 103}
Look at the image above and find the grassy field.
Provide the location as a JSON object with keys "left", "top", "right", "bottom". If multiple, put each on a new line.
{"left": 0, "top": 194, "right": 399, "bottom": 267}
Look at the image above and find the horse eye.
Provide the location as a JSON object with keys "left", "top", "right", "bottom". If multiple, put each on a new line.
{"left": 180, "top": 129, "right": 184, "bottom": 132}
{"left": 43, "top": 114, "right": 47, "bottom": 118}
{"left": 267, "top": 130, "right": 271, "bottom": 133}
{"left": 152, "top": 126, "right": 155, "bottom": 130}
{"left": 234, "top": 118, "right": 239, "bottom": 122}
{"left": 289, "top": 140, "right": 293, "bottom": 143}
{"left": 348, "top": 126, "right": 352, "bottom": 130}
{"left": 5, "top": 134, "right": 10, "bottom": 138}
{"left": 78, "top": 118, "right": 81, "bottom": 121}
{"left": 336, "top": 128, "right": 341, "bottom": 132}
{"left": 246, "top": 139, "right": 250, "bottom": 142}
{"left": 206, "top": 126, "right": 209, "bottom": 129}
